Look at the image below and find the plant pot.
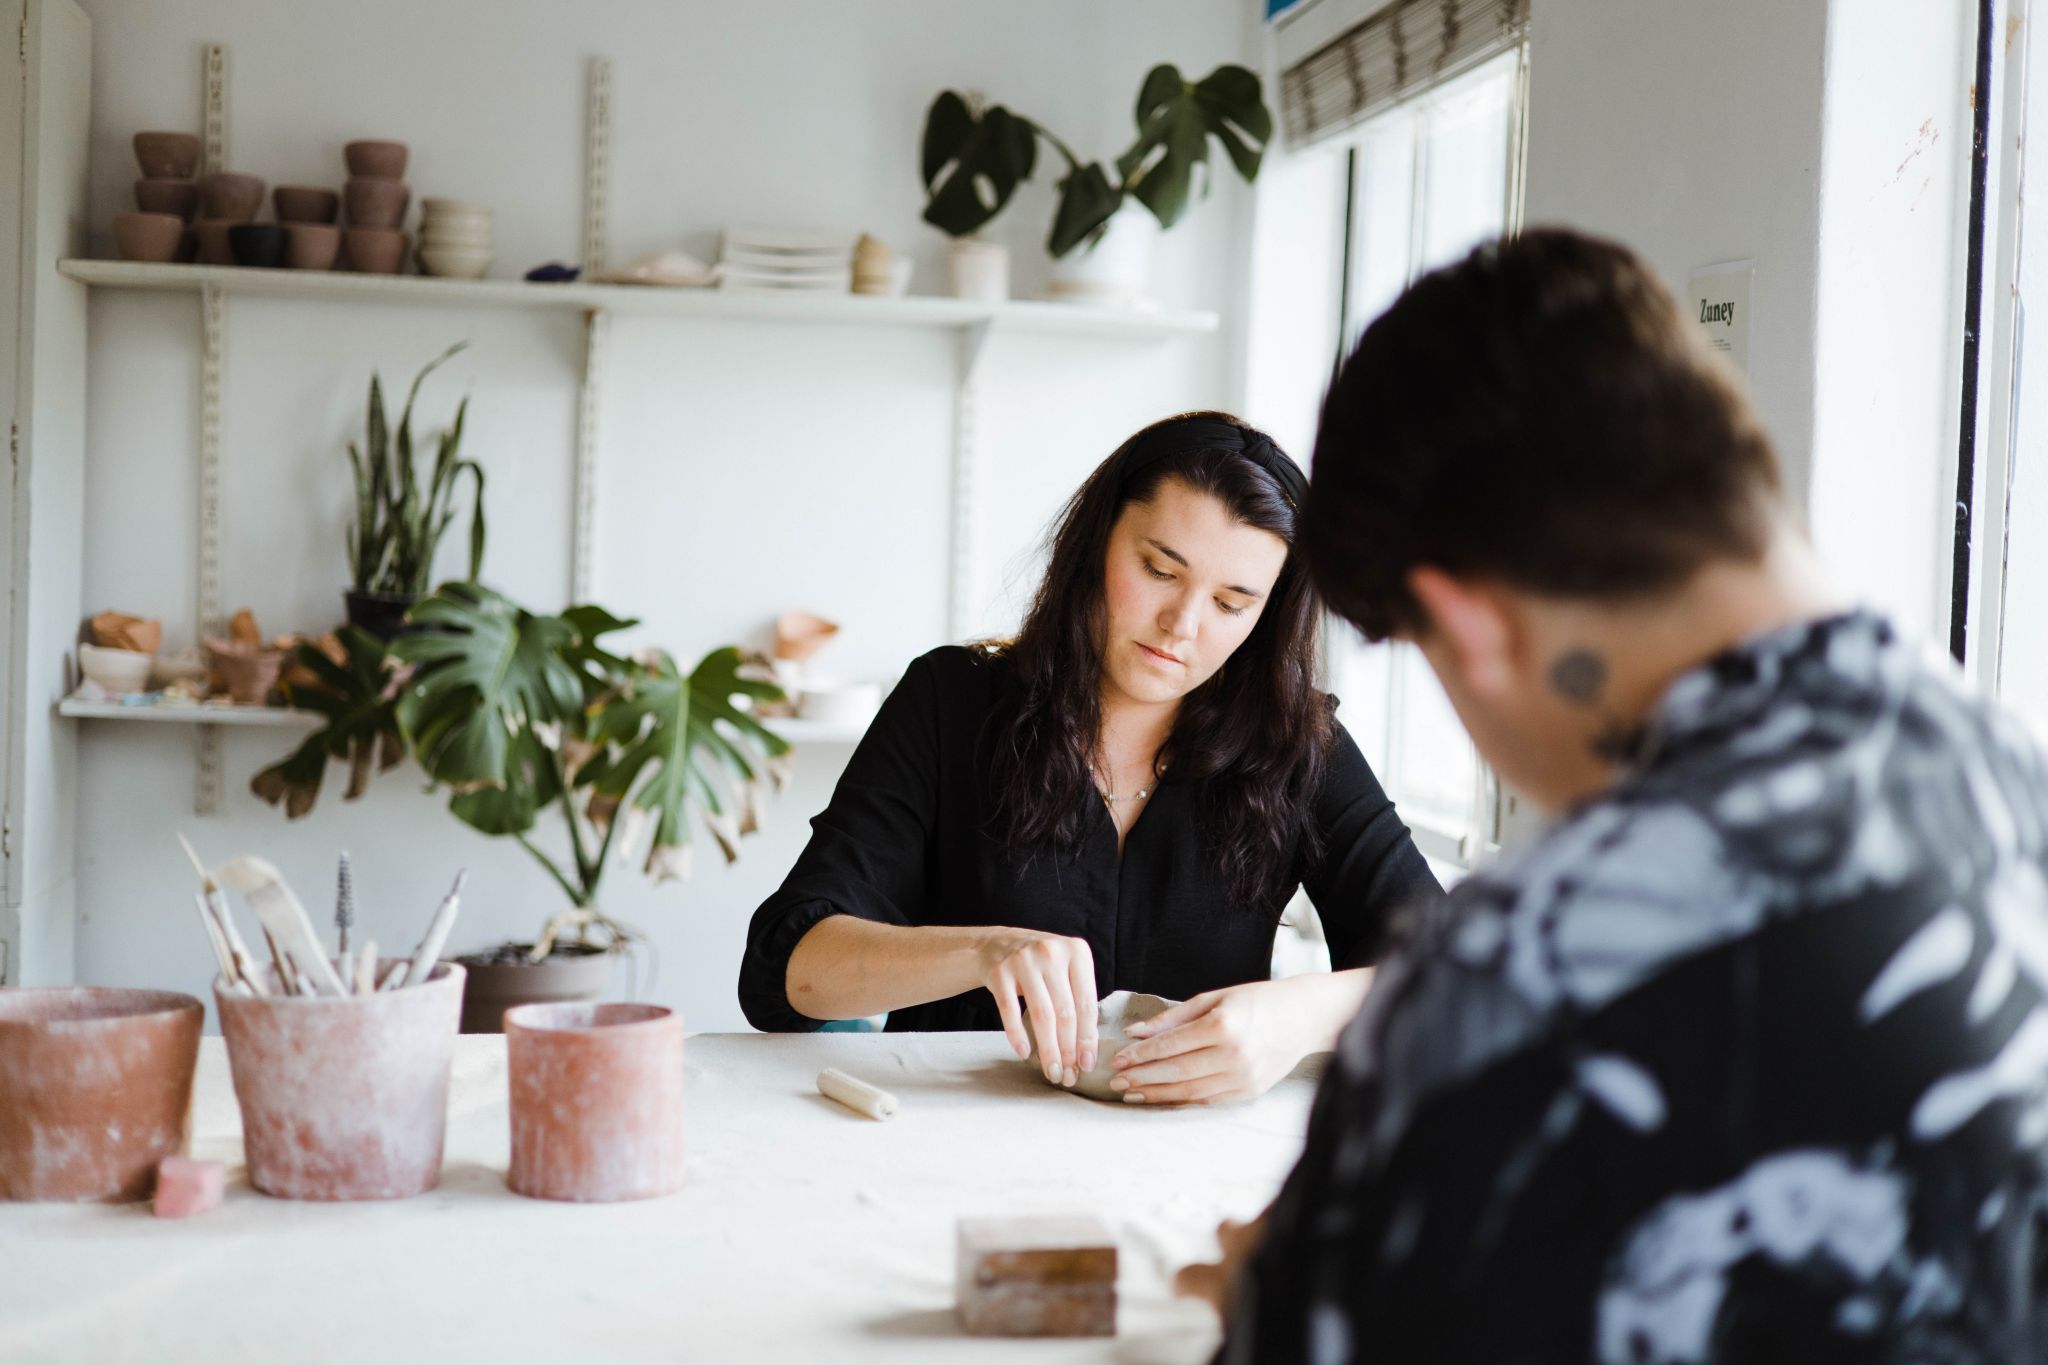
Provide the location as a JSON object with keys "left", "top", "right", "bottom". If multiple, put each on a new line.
{"left": 199, "top": 171, "right": 263, "bottom": 221}
{"left": 134, "top": 177, "right": 198, "bottom": 221}
{"left": 455, "top": 942, "right": 613, "bottom": 1034}
{"left": 1046, "top": 203, "right": 1158, "bottom": 308}
{"left": 215, "top": 961, "right": 463, "bottom": 1201}
{"left": 505, "top": 1002, "right": 684, "bottom": 1203}
{"left": 344, "top": 177, "right": 411, "bottom": 230}
{"left": 285, "top": 222, "right": 341, "bottom": 271}
{"left": 193, "top": 219, "right": 238, "bottom": 266}
{"left": 113, "top": 211, "right": 185, "bottom": 263}
{"left": 205, "top": 638, "right": 285, "bottom": 705}
{"left": 273, "top": 185, "right": 339, "bottom": 225}
{"left": 132, "top": 130, "right": 199, "bottom": 179}
{"left": 78, "top": 642, "right": 155, "bottom": 694}
{"left": 0, "top": 987, "right": 203, "bottom": 1202}
{"left": 345, "top": 227, "right": 408, "bottom": 274}
{"left": 343, "top": 589, "right": 420, "bottom": 641}
{"left": 948, "top": 238, "right": 1009, "bottom": 301}
{"left": 228, "top": 224, "right": 288, "bottom": 269}
{"left": 344, "top": 139, "right": 409, "bottom": 180}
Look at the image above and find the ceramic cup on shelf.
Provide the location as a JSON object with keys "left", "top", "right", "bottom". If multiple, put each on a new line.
{"left": 285, "top": 222, "right": 341, "bottom": 271}
{"left": 133, "top": 177, "right": 198, "bottom": 221}
{"left": 112, "top": 212, "right": 185, "bottom": 264}
{"left": 131, "top": 130, "right": 199, "bottom": 179}
{"left": 344, "top": 227, "right": 408, "bottom": 274}
{"left": 344, "top": 178, "right": 410, "bottom": 231}
{"left": 198, "top": 171, "right": 263, "bottom": 222}
{"left": 343, "top": 139, "right": 408, "bottom": 180}
{"left": 228, "top": 224, "right": 287, "bottom": 269}
{"left": 192, "top": 219, "right": 239, "bottom": 266}
{"left": 273, "top": 185, "right": 339, "bottom": 225}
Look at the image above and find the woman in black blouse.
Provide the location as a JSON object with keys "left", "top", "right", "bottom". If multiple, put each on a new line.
{"left": 739, "top": 412, "right": 1439, "bottom": 1103}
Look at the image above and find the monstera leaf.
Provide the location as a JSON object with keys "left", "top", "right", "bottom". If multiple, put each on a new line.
{"left": 1116, "top": 63, "right": 1271, "bottom": 231}
{"left": 579, "top": 646, "right": 790, "bottom": 883}
{"left": 388, "top": 582, "right": 587, "bottom": 790}
{"left": 920, "top": 91, "right": 1039, "bottom": 238}
{"left": 1048, "top": 160, "right": 1125, "bottom": 259}
{"left": 250, "top": 626, "right": 407, "bottom": 819}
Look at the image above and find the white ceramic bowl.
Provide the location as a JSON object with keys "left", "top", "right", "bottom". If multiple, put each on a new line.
{"left": 420, "top": 217, "right": 492, "bottom": 236}
{"left": 419, "top": 230, "right": 494, "bottom": 249}
{"left": 420, "top": 197, "right": 491, "bottom": 217}
{"left": 79, "top": 643, "right": 155, "bottom": 695}
{"left": 417, "top": 246, "right": 493, "bottom": 279}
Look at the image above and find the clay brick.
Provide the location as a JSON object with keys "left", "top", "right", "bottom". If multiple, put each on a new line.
{"left": 957, "top": 1215, "right": 1117, "bottom": 1337}
{"left": 153, "top": 1156, "right": 224, "bottom": 1218}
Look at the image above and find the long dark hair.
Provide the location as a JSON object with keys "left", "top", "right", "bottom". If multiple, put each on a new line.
{"left": 979, "top": 411, "right": 1331, "bottom": 913}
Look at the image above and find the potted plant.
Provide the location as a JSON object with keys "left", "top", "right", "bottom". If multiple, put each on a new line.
{"left": 343, "top": 341, "right": 486, "bottom": 640}
{"left": 920, "top": 64, "right": 1273, "bottom": 307}
{"left": 919, "top": 92, "right": 1041, "bottom": 300}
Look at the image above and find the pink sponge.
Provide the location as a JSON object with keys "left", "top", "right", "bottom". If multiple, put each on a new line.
{"left": 153, "top": 1156, "right": 224, "bottom": 1218}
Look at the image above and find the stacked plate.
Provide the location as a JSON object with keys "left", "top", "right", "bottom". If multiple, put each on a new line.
{"left": 417, "top": 198, "right": 493, "bottom": 280}
{"left": 719, "top": 226, "right": 854, "bottom": 293}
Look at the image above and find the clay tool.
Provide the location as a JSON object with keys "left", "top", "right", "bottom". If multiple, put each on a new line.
{"left": 217, "top": 856, "right": 350, "bottom": 996}
{"left": 352, "top": 941, "right": 377, "bottom": 995}
{"left": 402, "top": 870, "right": 467, "bottom": 987}
{"left": 818, "top": 1068, "right": 899, "bottom": 1121}
{"left": 191, "top": 891, "right": 236, "bottom": 982}
{"left": 377, "top": 961, "right": 409, "bottom": 992}
{"left": 335, "top": 850, "right": 356, "bottom": 957}
{"left": 177, "top": 834, "right": 268, "bottom": 996}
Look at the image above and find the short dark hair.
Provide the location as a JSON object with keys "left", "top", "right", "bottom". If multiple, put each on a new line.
{"left": 1303, "top": 228, "right": 1783, "bottom": 641}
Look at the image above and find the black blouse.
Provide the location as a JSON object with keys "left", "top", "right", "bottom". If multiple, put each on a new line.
{"left": 738, "top": 646, "right": 1442, "bottom": 1033}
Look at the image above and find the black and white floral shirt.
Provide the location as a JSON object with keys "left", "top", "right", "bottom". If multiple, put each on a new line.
{"left": 1223, "top": 612, "right": 2048, "bottom": 1363}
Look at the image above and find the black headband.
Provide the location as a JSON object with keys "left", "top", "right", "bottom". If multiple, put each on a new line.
{"left": 1119, "top": 418, "right": 1308, "bottom": 512}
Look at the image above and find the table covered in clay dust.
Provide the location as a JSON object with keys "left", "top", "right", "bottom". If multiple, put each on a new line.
{"left": 0, "top": 1031, "right": 1326, "bottom": 1363}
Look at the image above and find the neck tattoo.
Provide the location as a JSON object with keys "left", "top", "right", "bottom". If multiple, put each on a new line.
{"left": 1549, "top": 646, "right": 1645, "bottom": 763}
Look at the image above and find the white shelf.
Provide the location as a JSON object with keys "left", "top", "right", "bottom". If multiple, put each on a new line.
{"left": 57, "top": 695, "right": 866, "bottom": 745}
{"left": 57, "top": 259, "right": 1219, "bottom": 339}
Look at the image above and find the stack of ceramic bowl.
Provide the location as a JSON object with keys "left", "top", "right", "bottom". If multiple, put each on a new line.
{"left": 114, "top": 131, "right": 200, "bottom": 263}
{"left": 342, "top": 140, "right": 411, "bottom": 274}
{"left": 195, "top": 170, "right": 268, "bottom": 267}
{"left": 273, "top": 184, "right": 341, "bottom": 270}
{"left": 416, "top": 199, "right": 494, "bottom": 279}
{"left": 719, "top": 226, "right": 854, "bottom": 293}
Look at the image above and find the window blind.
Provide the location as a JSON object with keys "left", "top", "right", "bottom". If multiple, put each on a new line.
{"left": 1280, "top": 0, "right": 1530, "bottom": 147}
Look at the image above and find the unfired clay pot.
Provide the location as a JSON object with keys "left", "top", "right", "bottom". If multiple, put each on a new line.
{"left": 285, "top": 222, "right": 340, "bottom": 271}
{"left": 345, "top": 227, "right": 407, "bottom": 274}
{"left": 505, "top": 1002, "right": 684, "bottom": 1203}
{"left": 344, "top": 177, "right": 410, "bottom": 230}
{"left": 199, "top": 171, "right": 263, "bottom": 221}
{"left": 113, "top": 212, "right": 185, "bottom": 263}
{"left": 344, "top": 139, "right": 408, "bottom": 179}
{"left": 272, "top": 185, "right": 339, "bottom": 225}
{"left": 133, "top": 177, "right": 198, "bottom": 221}
{"left": 216, "top": 961, "right": 463, "bottom": 1201}
{"left": 193, "top": 219, "right": 237, "bottom": 266}
{"left": 132, "top": 130, "right": 199, "bottom": 179}
{"left": 0, "top": 987, "right": 203, "bottom": 1202}
{"left": 204, "top": 637, "right": 285, "bottom": 704}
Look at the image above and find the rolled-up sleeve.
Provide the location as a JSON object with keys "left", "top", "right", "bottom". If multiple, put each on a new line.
{"left": 738, "top": 655, "right": 943, "bottom": 1031}
{"left": 1302, "top": 717, "right": 1444, "bottom": 969}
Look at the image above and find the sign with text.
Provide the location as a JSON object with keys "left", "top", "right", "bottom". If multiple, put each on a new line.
{"left": 1687, "top": 261, "right": 1753, "bottom": 377}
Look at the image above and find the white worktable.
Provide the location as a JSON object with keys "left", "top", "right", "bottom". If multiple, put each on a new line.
{"left": 0, "top": 1032, "right": 1323, "bottom": 1363}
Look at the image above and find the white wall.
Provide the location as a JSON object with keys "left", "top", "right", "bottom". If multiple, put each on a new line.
{"left": 67, "top": 0, "right": 1255, "bottom": 1028}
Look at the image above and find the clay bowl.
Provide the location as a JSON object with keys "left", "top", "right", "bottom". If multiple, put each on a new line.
{"left": 228, "top": 224, "right": 288, "bottom": 269}
{"left": 199, "top": 171, "right": 264, "bottom": 222}
{"left": 217, "top": 962, "right": 463, "bottom": 1201}
{"left": 273, "top": 185, "right": 339, "bottom": 224}
{"left": 344, "top": 227, "right": 407, "bottom": 274}
{"left": 204, "top": 638, "right": 285, "bottom": 704}
{"left": 344, "top": 139, "right": 408, "bottom": 180}
{"left": 417, "top": 244, "right": 492, "bottom": 280}
{"left": 506, "top": 1002, "right": 685, "bottom": 1202}
{"left": 132, "top": 130, "right": 199, "bottom": 179}
{"left": 344, "top": 178, "right": 410, "bottom": 230}
{"left": 133, "top": 177, "right": 198, "bottom": 221}
{"left": 77, "top": 642, "right": 155, "bottom": 694}
{"left": 285, "top": 222, "right": 340, "bottom": 271}
{"left": 112, "top": 211, "right": 186, "bottom": 264}
{"left": 0, "top": 987, "right": 204, "bottom": 1202}
{"left": 193, "top": 219, "right": 237, "bottom": 266}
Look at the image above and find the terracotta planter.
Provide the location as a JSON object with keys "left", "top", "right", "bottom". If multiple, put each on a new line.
{"left": 0, "top": 987, "right": 202, "bottom": 1202}
{"left": 216, "top": 961, "right": 463, "bottom": 1201}
{"left": 132, "top": 130, "right": 199, "bottom": 179}
{"left": 133, "top": 177, "right": 198, "bottom": 221}
{"left": 193, "top": 219, "right": 237, "bottom": 266}
{"left": 113, "top": 212, "right": 185, "bottom": 263}
{"left": 273, "top": 185, "right": 339, "bottom": 224}
{"left": 344, "top": 178, "right": 410, "bottom": 230}
{"left": 457, "top": 942, "right": 614, "bottom": 1034}
{"left": 506, "top": 1002, "right": 684, "bottom": 1203}
{"left": 199, "top": 171, "right": 263, "bottom": 221}
{"left": 344, "top": 139, "right": 408, "bottom": 180}
{"left": 345, "top": 227, "right": 408, "bottom": 274}
{"left": 285, "top": 222, "right": 341, "bottom": 271}
{"left": 205, "top": 638, "right": 285, "bottom": 704}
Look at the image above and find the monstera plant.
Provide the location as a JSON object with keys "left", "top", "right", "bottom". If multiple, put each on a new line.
{"left": 254, "top": 581, "right": 789, "bottom": 964}
{"left": 919, "top": 63, "right": 1273, "bottom": 260}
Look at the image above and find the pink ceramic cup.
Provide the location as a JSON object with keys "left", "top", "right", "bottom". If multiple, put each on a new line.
{"left": 505, "top": 1002, "right": 684, "bottom": 1203}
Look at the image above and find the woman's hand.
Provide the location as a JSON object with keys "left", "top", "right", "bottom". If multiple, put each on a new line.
{"left": 976, "top": 929, "right": 1099, "bottom": 1086}
{"left": 1111, "top": 970, "right": 1372, "bottom": 1104}
{"left": 1174, "top": 1211, "right": 1268, "bottom": 1317}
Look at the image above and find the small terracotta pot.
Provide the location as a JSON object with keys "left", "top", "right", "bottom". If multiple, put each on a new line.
{"left": 132, "top": 130, "right": 199, "bottom": 179}
{"left": 344, "top": 139, "right": 408, "bottom": 179}
{"left": 134, "top": 177, "right": 198, "bottom": 221}
{"left": 217, "top": 961, "right": 463, "bottom": 1201}
{"left": 344, "top": 178, "right": 410, "bottom": 230}
{"left": 204, "top": 638, "right": 285, "bottom": 704}
{"left": 228, "top": 223, "right": 287, "bottom": 269}
{"left": 199, "top": 171, "right": 264, "bottom": 221}
{"left": 113, "top": 212, "right": 186, "bottom": 263}
{"left": 192, "top": 219, "right": 238, "bottom": 266}
{"left": 0, "top": 987, "right": 203, "bottom": 1202}
{"left": 344, "top": 227, "right": 407, "bottom": 274}
{"left": 285, "top": 222, "right": 340, "bottom": 271}
{"left": 273, "top": 185, "right": 339, "bottom": 225}
{"left": 506, "top": 1002, "right": 684, "bottom": 1203}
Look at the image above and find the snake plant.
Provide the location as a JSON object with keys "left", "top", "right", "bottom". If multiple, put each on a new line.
{"left": 347, "top": 342, "right": 486, "bottom": 597}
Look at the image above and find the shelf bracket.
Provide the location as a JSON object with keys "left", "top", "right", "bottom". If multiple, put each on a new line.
{"left": 571, "top": 307, "right": 610, "bottom": 602}
{"left": 946, "top": 320, "right": 994, "bottom": 641}
{"left": 200, "top": 43, "right": 229, "bottom": 177}
{"left": 195, "top": 284, "right": 225, "bottom": 815}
